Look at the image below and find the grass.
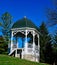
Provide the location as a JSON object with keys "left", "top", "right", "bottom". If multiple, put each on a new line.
{"left": 0, "top": 54, "right": 49, "bottom": 65}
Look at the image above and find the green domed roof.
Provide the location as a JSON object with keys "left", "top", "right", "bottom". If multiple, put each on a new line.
{"left": 12, "top": 17, "right": 38, "bottom": 30}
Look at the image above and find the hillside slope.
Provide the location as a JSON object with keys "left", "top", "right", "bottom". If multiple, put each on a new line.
{"left": 0, "top": 55, "right": 48, "bottom": 65}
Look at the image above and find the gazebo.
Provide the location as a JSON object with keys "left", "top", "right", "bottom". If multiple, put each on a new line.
{"left": 8, "top": 17, "right": 40, "bottom": 62}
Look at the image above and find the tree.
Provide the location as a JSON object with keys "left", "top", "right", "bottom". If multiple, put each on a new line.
{"left": 0, "top": 36, "right": 5, "bottom": 54}
{"left": 0, "top": 12, "right": 13, "bottom": 53}
{"left": 44, "top": 41, "right": 54, "bottom": 64}
{"left": 46, "top": 0, "right": 57, "bottom": 27}
{"left": 39, "top": 22, "right": 48, "bottom": 62}
{"left": 46, "top": 0, "right": 57, "bottom": 64}
{"left": 39, "top": 22, "right": 52, "bottom": 63}
{"left": 52, "top": 33, "right": 57, "bottom": 64}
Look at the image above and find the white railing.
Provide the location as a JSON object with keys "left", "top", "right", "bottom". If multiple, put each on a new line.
{"left": 28, "top": 43, "right": 33, "bottom": 48}
{"left": 35, "top": 46, "right": 38, "bottom": 53}
{"left": 26, "top": 43, "right": 39, "bottom": 55}
{"left": 11, "top": 43, "right": 39, "bottom": 55}
{"left": 27, "top": 43, "right": 33, "bottom": 54}
{"left": 27, "top": 48, "right": 33, "bottom": 53}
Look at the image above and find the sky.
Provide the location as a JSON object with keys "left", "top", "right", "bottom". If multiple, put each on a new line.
{"left": 0, "top": 0, "right": 54, "bottom": 34}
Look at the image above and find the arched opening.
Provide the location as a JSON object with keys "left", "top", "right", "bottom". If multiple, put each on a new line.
{"left": 14, "top": 32, "right": 25, "bottom": 48}
{"left": 27, "top": 32, "right": 33, "bottom": 43}
{"left": 27, "top": 32, "right": 33, "bottom": 48}
{"left": 35, "top": 35, "right": 38, "bottom": 45}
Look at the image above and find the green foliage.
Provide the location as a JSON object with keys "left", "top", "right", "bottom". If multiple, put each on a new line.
{"left": 0, "top": 36, "right": 8, "bottom": 54}
{"left": 0, "top": 55, "right": 49, "bottom": 65}
{"left": 1, "top": 12, "right": 13, "bottom": 44}
{"left": 52, "top": 33, "right": 57, "bottom": 64}
{"left": 0, "top": 36, "right": 5, "bottom": 53}
{"left": 44, "top": 41, "right": 54, "bottom": 64}
{"left": 39, "top": 22, "right": 53, "bottom": 64}
{"left": 39, "top": 22, "right": 49, "bottom": 47}
{"left": 0, "top": 12, "right": 13, "bottom": 54}
{"left": 39, "top": 22, "right": 48, "bottom": 62}
{"left": 46, "top": 0, "right": 57, "bottom": 64}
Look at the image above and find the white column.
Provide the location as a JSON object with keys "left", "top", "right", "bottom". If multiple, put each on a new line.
{"left": 33, "top": 31, "right": 35, "bottom": 52}
{"left": 11, "top": 31, "right": 13, "bottom": 52}
{"left": 15, "top": 49, "right": 17, "bottom": 57}
{"left": 38, "top": 34, "right": 40, "bottom": 62}
{"left": 22, "top": 49, "right": 23, "bottom": 59}
{"left": 26, "top": 30, "right": 27, "bottom": 43}
{"left": 33, "top": 31, "right": 36, "bottom": 61}
{"left": 25, "top": 30, "right": 28, "bottom": 53}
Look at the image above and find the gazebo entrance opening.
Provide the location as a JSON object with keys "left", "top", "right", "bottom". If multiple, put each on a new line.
{"left": 13, "top": 32, "right": 25, "bottom": 49}
{"left": 13, "top": 31, "right": 34, "bottom": 49}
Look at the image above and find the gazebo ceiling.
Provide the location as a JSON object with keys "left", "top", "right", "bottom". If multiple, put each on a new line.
{"left": 12, "top": 17, "right": 39, "bottom": 31}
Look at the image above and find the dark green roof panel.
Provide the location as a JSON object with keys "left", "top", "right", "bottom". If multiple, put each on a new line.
{"left": 12, "top": 18, "right": 38, "bottom": 30}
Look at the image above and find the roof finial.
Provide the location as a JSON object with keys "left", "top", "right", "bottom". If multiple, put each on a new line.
{"left": 24, "top": 16, "right": 26, "bottom": 18}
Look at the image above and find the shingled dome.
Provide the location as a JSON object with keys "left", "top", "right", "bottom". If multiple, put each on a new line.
{"left": 12, "top": 17, "right": 38, "bottom": 30}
